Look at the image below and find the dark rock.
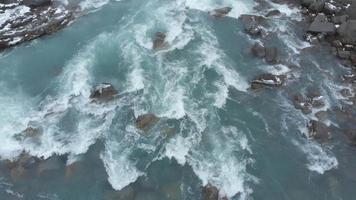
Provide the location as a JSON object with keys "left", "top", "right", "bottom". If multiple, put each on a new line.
{"left": 90, "top": 83, "right": 118, "bottom": 101}
{"left": 312, "top": 99, "right": 325, "bottom": 108}
{"left": 210, "top": 7, "right": 232, "bottom": 18}
{"left": 251, "top": 73, "right": 284, "bottom": 89}
{"left": 152, "top": 32, "right": 166, "bottom": 49}
{"left": 315, "top": 111, "right": 328, "bottom": 121}
{"left": 323, "top": 2, "right": 342, "bottom": 15}
{"left": 265, "top": 47, "right": 278, "bottom": 63}
{"left": 251, "top": 42, "right": 266, "bottom": 58}
{"left": 301, "top": 0, "right": 315, "bottom": 7}
{"left": 239, "top": 15, "right": 266, "bottom": 36}
{"left": 309, "top": 1, "right": 325, "bottom": 13}
{"left": 307, "top": 120, "right": 331, "bottom": 142}
{"left": 337, "top": 50, "right": 351, "bottom": 59}
{"left": 135, "top": 113, "right": 159, "bottom": 131}
{"left": 342, "top": 73, "right": 356, "bottom": 83}
{"left": 338, "top": 20, "right": 356, "bottom": 45}
{"left": 22, "top": 0, "right": 51, "bottom": 8}
{"left": 202, "top": 184, "right": 227, "bottom": 200}
{"left": 301, "top": 102, "right": 313, "bottom": 114}
{"left": 332, "top": 15, "right": 348, "bottom": 24}
{"left": 308, "top": 14, "right": 336, "bottom": 35}
{"left": 332, "top": 40, "right": 343, "bottom": 48}
{"left": 6, "top": 152, "right": 39, "bottom": 180}
{"left": 305, "top": 33, "right": 319, "bottom": 44}
{"left": 340, "top": 88, "right": 352, "bottom": 97}
{"left": 14, "top": 126, "right": 43, "bottom": 141}
{"left": 265, "top": 9, "right": 281, "bottom": 17}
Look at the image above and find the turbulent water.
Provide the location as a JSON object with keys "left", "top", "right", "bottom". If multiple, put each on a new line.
{"left": 1, "top": 0, "right": 356, "bottom": 199}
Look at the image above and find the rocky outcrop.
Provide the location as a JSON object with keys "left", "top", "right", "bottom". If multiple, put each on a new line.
{"left": 209, "top": 7, "right": 232, "bottom": 18}
{"left": 152, "top": 32, "right": 166, "bottom": 49}
{"left": 135, "top": 113, "right": 159, "bottom": 131}
{"left": 5, "top": 152, "right": 39, "bottom": 180}
{"left": 251, "top": 42, "right": 279, "bottom": 63}
{"left": 239, "top": 14, "right": 267, "bottom": 37}
{"left": 90, "top": 83, "right": 118, "bottom": 101}
{"left": 250, "top": 73, "right": 285, "bottom": 90}
{"left": 202, "top": 184, "right": 227, "bottom": 200}
{"left": 307, "top": 120, "right": 331, "bottom": 143}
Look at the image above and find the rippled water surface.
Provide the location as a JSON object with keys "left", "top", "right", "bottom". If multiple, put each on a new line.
{"left": 1, "top": 0, "right": 356, "bottom": 199}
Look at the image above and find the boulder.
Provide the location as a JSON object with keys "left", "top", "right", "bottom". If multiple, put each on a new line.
{"left": 135, "top": 113, "right": 159, "bottom": 131}
{"left": 251, "top": 42, "right": 266, "bottom": 58}
{"left": 308, "top": 14, "right": 336, "bottom": 35}
{"left": 90, "top": 83, "right": 118, "bottom": 101}
{"left": 210, "top": 7, "right": 232, "bottom": 18}
{"left": 337, "top": 50, "right": 351, "bottom": 59}
{"left": 332, "top": 15, "right": 348, "bottom": 24}
{"left": 315, "top": 111, "right": 328, "bottom": 121}
{"left": 265, "top": 9, "right": 281, "bottom": 17}
{"left": 251, "top": 73, "right": 284, "bottom": 90}
{"left": 307, "top": 120, "right": 331, "bottom": 142}
{"left": 308, "top": 1, "right": 325, "bottom": 13}
{"left": 152, "top": 32, "right": 166, "bottom": 49}
{"left": 202, "top": 184, "right": 227, "bottom": 200}
{"left": 239, "top": 15, "right": 266, "bottom": 36}
{"left": 323, "top": 2, "right": 342, "bottom": 15}
{"left": 338, "top": 20, "right": 356, "bottom": 45}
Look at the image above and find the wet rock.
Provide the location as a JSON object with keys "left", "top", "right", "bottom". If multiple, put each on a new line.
{"left": 90, "top": 83, "right": 118, "bottom": 101}
{"left": 332, "top": 15, "right": 348, "bottom": 24}
{"left": 340, "top": 88, "right": 352, "bottom": 97}
{"left": 239, "top": 15, "right": 266, "bottom": 36}
{"left": 6, "top": 152, "right": 39, "bottom": 180}
{"left": 323, "top": 2, "right": 342, "bottom": 15}
{"left": 332, "top": 40, "right": 343, "bottom": 48}
{"left": 342, "top": 73, "right": 356, "bottom": 83}
{"left": 309, "top": 1, "right": 325, "bottom": 13}
{"left": 265, "top": 9, "right": 281, "bottom": 17}
{"left": 202, "top": 184, "right": 227, "bottom": 200}
{"left": 338, "top": 20, "right": 356, "bottom": 45}
{"left": 251, "top": 73, "right": 284, "bottom": 90}
{"left": 210, "top": 7, "right": 232, "bottom": 18}
{"left": 337, "top": 50, "right": 351, "bottom": 59}
{"left": 301, "top": 102, "right": 313, "bottom": 114}
{"left": 14, "top": 126, "right": 43, "bottom": 141}
{"left": 135, "top": 113, "right": 159, "bottom": 131}
{"left": 307, "top": 120, "right": 331, "bottom": 142}
{"left": 308, "top": 14, "right": 336, "bottom": 35}
{"left": 0, "top": 2, "right": 74, "bottom": 50}
{"left": 315, "top": 111, "right": 328, "bottom": 121}
{"left": 152, "top": 32, "right": 166, "bottom": 49}
{"left": 265, "top": 47, "right": 278, "bottom": 63}
{"left": 251, "top": 42, "right": 266, "bottom": 58}
{"left": 23, "top": 0, "right": 51, "bottom": 8}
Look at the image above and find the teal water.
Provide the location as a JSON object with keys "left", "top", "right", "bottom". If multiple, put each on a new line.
{"left": 0, "top": 0, "right": 356, "bottom": 199}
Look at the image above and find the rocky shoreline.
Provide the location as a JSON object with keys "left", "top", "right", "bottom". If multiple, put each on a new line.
{"left": 0, "top": 0, "right": 77, "bottom": 50}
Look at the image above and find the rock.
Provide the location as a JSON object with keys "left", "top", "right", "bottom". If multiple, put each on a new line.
{"left": 309, "top": 1, "right": 325, "bottom": 13}
{"left": 342, "top": 73, "right": 356, "bottom": 83}
{"left": 301, "top": 102, "right": 313, "bottom": 114}
{"left": 265, "top": 47, "right": 278, "bottom": 63}
{"left": 135, "top": 113, "right": 159, "bottom": 131}
{"left": 0, "top": 2, "right": 74, "bottom": 50}
{"left": 338, "top": 20, "right": 356, "bottom": 45}
{"left": 337, "top": 50, "right": 351, "bottom": 59}
{"left": 7, "top": 152, "right": 39, "bottom": 180}
{"left": 239, "top": 15, "right": 265, "bottom": 36}
{"left": 251, "top": 42, "right": 266, "bottom": 58}
{"left": 308, "top": 14, "right": 336, "bottom": 35}
{"left": 22, "top": 0, "right": 52, "bottom": 8}
{"left": 332, "top": 40, "right": 343, "bottom": 48}
{"left": 305, "top": 33, "right": 319, "bottom": 44}
{"left": 307, "top": 120, "right": 331, "bottom": 142}
{"left": 265, "top": 9, "right": 281, "bottom": 17}
{"left": 202, "top": 184, "right": 227, "bottom": 200}
{"left": 14, "top": 126, "right": 43, "bottom": 141}
{"left": 315, "top": 111, "right": 328, "bottom": 121}
{"left": 323, "top": 2, "right": 342, "bottom": 15}
{"left": 210, "top": 7, "right": 232, "bottom": 18}
{"left": 90, "top": 83, "right": 118, "bottom": 101}
{"left": 152, "top": 32, "right": 166, "bottom": 49}
{"left": 340, "top": 88, "right": 352, "bottom": 97}
{"left": 251, "top": 73, "right": 284, "bottom": 90}
{"left": 332, "top": 15, "right": 348, "bottom": 24}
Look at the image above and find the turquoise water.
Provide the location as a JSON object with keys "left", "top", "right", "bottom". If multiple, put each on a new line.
{"left": 0, "top": 0, "right": 356, "bottom": 199}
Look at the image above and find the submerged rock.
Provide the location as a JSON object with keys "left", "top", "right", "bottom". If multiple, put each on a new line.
{"left": 135, "top": 113, "right": 159, "bottom": 131}
{"left": 6, "top": 152, "right": 39, "bottom": 180}
{"left": 90, "top": 83, "right": 118, "bottom": 101}
{"left": 251, "top": 42, "right": 266, "bottom": 58}
{"left": 251, "top": 73, "right": 284, "bottom": 90}
{"left": 210, "top": 7, "right": 232, "bottom": 18}
{"left": 152, "top": 32, "right": 166, "bottom": 49}
{"left": 239, "top": 14, "right": 266, "bottom": 36}
{"left": 265, "top": 47, "right": 278, "bottom": 63}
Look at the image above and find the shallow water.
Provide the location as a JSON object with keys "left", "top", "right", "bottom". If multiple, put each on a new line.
{"left": 0, "top": 0, "right": 356, "bottom": 200}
